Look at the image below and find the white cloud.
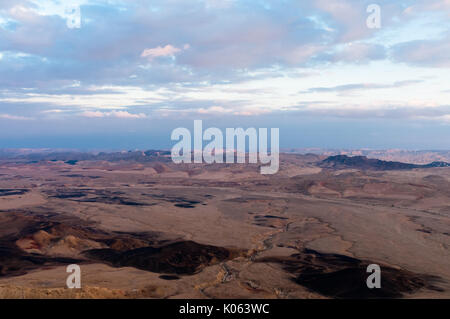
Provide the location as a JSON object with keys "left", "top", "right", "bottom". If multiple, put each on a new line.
{"left": 0, "top": 85, "right": 168, "bottom": 109}
{"left": 80, "top": 110, "right": 147, "bottom": 119}
{"left": 196, "top": 106, "right": 270, "bottom": 116}
{"left": 197, "top": 106, "right": 232, "bottom": 114}
{"left": 111, "top": 111, "right": 147, "bottom": 119}
{"left": 0, "top": 114, "right": 32, "bottom": 120}
{"left": 141, "top": 44, "right": 189, "bottom": 60}
{"left": 42, "top": 109, "right": 64, "bottom": 113}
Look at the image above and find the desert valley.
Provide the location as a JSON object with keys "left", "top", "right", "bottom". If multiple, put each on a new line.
{"left": 0, "top": 150, "right": 448, "bottom": 299}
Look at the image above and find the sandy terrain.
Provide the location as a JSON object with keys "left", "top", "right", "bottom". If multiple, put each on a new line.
{"left": 0, "top": 154, "right": 449, "bottom": 299}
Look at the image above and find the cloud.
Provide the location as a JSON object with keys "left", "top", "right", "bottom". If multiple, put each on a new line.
{"left": 42, "top": 109, "right": 64, "bottom": 113}
{"left": 329, "top": 43, "right": 386, "bottom": 63}
{"left": 0, "top": 0, "right": 434, "bottom": 92}
{"left": 80, "top": 110, "right": 147, "bottom": 119}
{"left": 0, "top": 113, "right": 32, "bottom": 120}
{"left": 312, "top": 0, "right": 370, "bottom": 42}
{"left": 80, "top": 110, "right": 104, "bottom": 118}
{"left": 303, "top": 80, "right": 422, "bottom": 93}
{"left": 403, "top": 0, "right": 450, "bottom": 17}
{"left": 0, "top": 0, "right": 449, "bottom": 136}
{"left": 173, "top": 105, "right": 272, "bottom": 117}
{"left": 141, "top": 44, "right": 185, "bottom": 60}
{"left": 391, "top": 35, "right": 450, "bottom": 68}
{"left": 197, "top": 106, "right": 232, "bottom": 114}
{"left": 111, "top": 111, "right": 147, "bottom": 119}
{"left": 289, "top": 104, "right": 450, "bottom": 121}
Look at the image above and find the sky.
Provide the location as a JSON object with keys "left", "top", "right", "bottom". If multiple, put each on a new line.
{"left": 0, "top": 0, "right": 449, "bottom": 150}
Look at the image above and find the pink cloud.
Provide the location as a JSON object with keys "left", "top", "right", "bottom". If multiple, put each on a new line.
{"left": 111, "top": 111, "right": 147, "bottom": 119}
{"left": 81, "top": 111, "right": 104, "bottom": 118}
{"left": 141, "top": 44, "right": 188, "bottom": 60}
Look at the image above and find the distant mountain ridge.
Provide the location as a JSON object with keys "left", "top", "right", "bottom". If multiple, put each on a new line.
{"left": 0, "top": 150, "right": 172, "bottom": 163}
{"left": 320, "top": 155, "right": 450, "bottom": 170}
{"left": 1, "top": 150, "right": 450, "bottom": 170}
{"left": 284, "top": 148, "right": 450, "bottom": 164}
